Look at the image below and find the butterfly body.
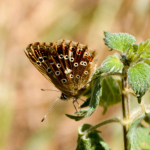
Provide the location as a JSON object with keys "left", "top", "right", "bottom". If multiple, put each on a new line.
{"left": 24, "top": 40, "right": 97, "bottom": 101}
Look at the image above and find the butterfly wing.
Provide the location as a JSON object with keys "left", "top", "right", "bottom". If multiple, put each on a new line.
{"left": 24, "top": 42, "right": 71, "bottom": 95}
{"left": 24, "top": 40, "right": 97, "bottom": 97}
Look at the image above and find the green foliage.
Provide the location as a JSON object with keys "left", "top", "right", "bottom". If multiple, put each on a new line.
{"left": 68, "top": 31, "right": 150, "bottom": 149}
{"left": 76, "top": 124, "right": 110, "bottom": 150}
{"left": 100, "top": 55, "right": 123, "bottom": 74}
{"left": 137, "top": 40, "right": 150, "bottom": 54}
{"left": 103, "top": 31, "right": 136, "bottom": 52}
{"left": 66, "top": 77, "right": 101, "bottom": 121}
{"left": 127, "top": 116, "right": 150, "bottom": 150}
{"left": 128, "top": 62, "right": 150, "bottom": 103}
{"left": 99, "top": 76, "right": 122, "bottom": 113}
{"left": 80, "top": 97, "right": 91, "bottom": 108}
{"left": 144, "top": 113, "right": 150, "bottom": 125}
{"left": 126, "top": 39, "right": 150, "bottom": 63}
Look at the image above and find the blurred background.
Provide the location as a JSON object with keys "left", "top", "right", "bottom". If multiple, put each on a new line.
{"left": 0, "top": 0, "right": 150, "bottom": 150}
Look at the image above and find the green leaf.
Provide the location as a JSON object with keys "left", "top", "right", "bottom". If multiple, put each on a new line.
{"left": 144, "top": 113, "right": 150, "bottom": 125}
{"left": 132, "top": 44, "right": 139, "bottom": 53}
{"left": 80, "top": 97, "right": 91, "bottom": 108}
{"left": 128, "top": 62, "right": 150, "bottom": 103}
{"left": 104, "top": 31, "right": 136, "bottom": 52}
{"left": 137, "top": 39, "right": 150, "bottom": 54}
{"left": 127, "top": 116, "right": 150, "bottom": 150}
{"left": 144, "top": 58, "right": 150, "bottom": 66}
{"left": 66, "top": 77, "right": 101, "bottom": 121}
{"left": 76, "top": 124, "right": 110, "bottom": 150}
{"left": 99, "top": 76, "right": 122, "bottom": 113}
{"left": 100, "top": 55, "right": 123, "bottom": 74}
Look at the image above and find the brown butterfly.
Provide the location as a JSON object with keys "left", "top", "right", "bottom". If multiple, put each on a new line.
{"left": 24, "top": 39, "right": 97, "bottom": 121}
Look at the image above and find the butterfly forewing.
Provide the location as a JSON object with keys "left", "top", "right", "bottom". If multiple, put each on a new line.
{"left": 24, "top": 40, "right": 97, "bottom": 98}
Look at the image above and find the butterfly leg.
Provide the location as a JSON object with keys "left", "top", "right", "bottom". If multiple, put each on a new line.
{"left": 73, "top": 97, "right": 80, "bottom": 112}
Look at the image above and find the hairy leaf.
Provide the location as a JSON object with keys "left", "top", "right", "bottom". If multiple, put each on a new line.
{"left": 100, "top": 55, "right": 123, "bottom": 74}
{"left": 99, "top": 76, "right": 122, "bottom": 113}
{"left": 104, "top": 31, "right": 136, "bottom": 52}
{"left": 127, "top": 116, "right": 150, "bottom": 150}
{"left": 138, "top": 40, "right": 150, "bottom": 54}
{"left": 76, "top": 124, "right": 110, "bottom": 150}
{"left": 128, "top": 62, "right": 150, "bottom": 103}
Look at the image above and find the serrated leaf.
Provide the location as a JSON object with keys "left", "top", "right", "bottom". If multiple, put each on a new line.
{"left": 99, "top": 76, "right": 122, "bottom": 113}
{"left": 66, "top": 77, "right": 101, "bottom": 121}
{"left": 104, "top": 31, "right": 136, "bottom": 52}
{"left": 100, "top": 55, "right": 123, "bottom": 74}
{"left": 127, "top": 116, "right": 150, "bottom": 150}
{"left": 128, "top": 62, "right": 150, "bottom": 103}
{"left": 138, "top": 39, "right": 150, "bottom": 54}
{"left": 76, "top": 124, "right": 110, "bottom": 150}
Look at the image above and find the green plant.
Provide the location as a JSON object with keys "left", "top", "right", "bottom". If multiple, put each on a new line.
{"left": 67, "top": 31, "right": 150, "bottom": 150}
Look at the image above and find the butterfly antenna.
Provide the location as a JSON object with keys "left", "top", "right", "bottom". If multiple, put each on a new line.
{"left": 41, "top": 89, "right": 60, "bottom": 92}
{"left": 41, "top": 97, "right": 60, "bottom": 122}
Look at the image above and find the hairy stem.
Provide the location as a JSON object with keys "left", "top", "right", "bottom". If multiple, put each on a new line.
{"left": 122, "top": 68, "right": 130, "bottom": 150}
{"left": 86, "top": 118, "right": 121, "bottom": 134}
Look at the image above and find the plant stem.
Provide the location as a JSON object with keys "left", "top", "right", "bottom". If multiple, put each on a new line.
{"left": 122, "top": 69, "right": 130, "bottom": 150}
{"left": 86, "top": 118, "right": 121, "bottom": 134}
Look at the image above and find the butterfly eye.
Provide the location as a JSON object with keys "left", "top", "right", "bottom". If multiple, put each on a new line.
{"left": 60, "top": 93, "right": 67, "bottom": 99}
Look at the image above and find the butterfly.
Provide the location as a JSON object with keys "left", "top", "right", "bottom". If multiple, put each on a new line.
{"left": 24, "top": 39, "right": 97, "bottom": 121}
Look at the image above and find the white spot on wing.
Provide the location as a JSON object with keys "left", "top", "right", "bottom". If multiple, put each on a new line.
{"left": 74, "top": 62, "right": 78, "bottom": 67}
{"left": 65, "top": 68, "right": 72, "bottom": 74}
{"left": 55, "top": 71, "right": 60, "bottom": 76}
{"left": 70, "top": 74, "right": 73, "bottom": 78}
{"left": 61, "top": 79, "right": 67, "bottom": 83}
{"left": 57, "top": 63, "right": 61, "bottom": 68}
{"left": 76, "top": 75, "right": 80, "bottom": 79}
